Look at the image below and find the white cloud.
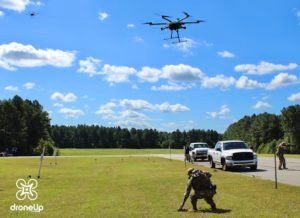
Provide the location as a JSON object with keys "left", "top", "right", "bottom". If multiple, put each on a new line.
{"left": 0, "top": 42, "right": 75, "bottom": 71}
{"left": 288, "top": 93, "right": 300, "bottom": 102}
{"left": 96, "top": 102, "right": 151, "bottom": 128}
{"left": 127, "top": 23, "right": 135, "bottom": 28}
{"left": 295, "top": 9, "right": 300, "bottom": 24}
{"left": 235, "top": 61, "right": 298, "bottom": 75}
{"left": 0, "top": 0, "right": 31, "bottom": 12}
{"left": 207, "top": 105, "right": 230, "bottom": 119}
{"left": 201, "top": 75, "right": 236, "bottom": 90}
{"left": 134, "top": 36, "right": 144, "bottom": 43}
{"left": 50, "top": 92, "right": 78, "bottom": 102}
{"left": 53, "top": 102, "right": 64, "bottom": 108}
{"left": 23, "top": 82, "right": 35, "bottom": 90}
{"left": 120, "top": 99, "right": 153, "bottom": 111}
{"left": 161, "top": 64, "right": 204, "bottom": 82}
{"left": 117, "top": 99, "right": 190, "bottom": 113}
{"left": 131, "top": 84, "right": 138, "bottom": 89}
{"left": 4, "top": 85, "right": 18, "bottom": 91}
{"left": 101, "top": 64, "right": 137, "bottom": 84}
{"left": 163, "top": 120, "right": 198, "bottom": 131}
{"left": 253, "top": 101, "right": 271, "bottom": 109}
{"left": 117, "top": 110, "right": 150, "bottom": 127}
{"left": 59, "top": 108, "right": 84, "bottom": 118}
{"left": 235, "top": 76, "right": 265, "bottom": 89}
{"left": 0, "top": 59, "right": 15, "bottom": 70}
{"left": 218, "top": 50, "right": 235, "bottom": 58}
{"left": 99, "top": 12, "right": 109, "bottom": 21}
{"left": 96, "top": 99, "right": 190, "bottom": 129}
{"left": 0, "top": 10, "right": 4, "bottom": 16}
{"left": 163, "top": 38, "right": 197, "bottom": 54}
{"left": 137, "top": 67, "right": 161, "bottom": 83}
{"left": 199, "top": 40, "right": 213, "bottom": 47}
{"left": 78, "top": 57, "right": 101, "bottom": 77}
{"left": 151, "top": 82, "right": 192, "bottom": 91}
{"left": 95, "top": 102, "right": 117, "bottom": 119}
{"left": 155, "top": 102, "right": 190, "bottom": 113}
{"left": 266, "top": 73, "right": 299, "bottom": 90}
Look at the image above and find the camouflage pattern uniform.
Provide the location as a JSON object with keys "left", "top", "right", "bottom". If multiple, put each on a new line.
{"left": 178, "top": 168, "right": 217, "bottom": 211}
{"left": 276, "top": 142, "right": 287, "bottom": 170}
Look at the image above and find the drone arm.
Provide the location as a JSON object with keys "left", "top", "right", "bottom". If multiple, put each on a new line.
{"left": 178, "top": 12, "right": 190, "bottom": 22}
{"left": 144, "top": 22, "right": 168, "bottom": 26}
{"left": 178, "top": 16, "right": 189, "bottom": 22}
{"left": 162, "top": 16, "right": 172, "bottom": 22}
{"left": 182, "top": 20, "right": 204, "bottom": 24}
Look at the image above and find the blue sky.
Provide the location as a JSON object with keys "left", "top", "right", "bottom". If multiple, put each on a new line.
{"left": 0, "top": 0, "right": 299, "bottom": 132}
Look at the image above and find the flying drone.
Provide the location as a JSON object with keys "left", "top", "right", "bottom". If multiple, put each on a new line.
{"left": 144, "top": 12, "right": 204, "bottom": 43}
{"left": 27, "top": 12, "right": 39, "bottom": 17}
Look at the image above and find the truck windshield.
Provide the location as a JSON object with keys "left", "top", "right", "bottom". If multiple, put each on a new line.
{"left": 193, "top": 144, "right": 208, "bottom": 148}
{"left": 223, "top": 142, "right": 248, "bottom": 150}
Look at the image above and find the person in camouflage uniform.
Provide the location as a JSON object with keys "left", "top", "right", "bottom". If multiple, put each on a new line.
{"left": 178, "top": 168, "right": 217, "bottom": 212}
{"left": 276, "top": 142, "right": 288, "bottom": 170}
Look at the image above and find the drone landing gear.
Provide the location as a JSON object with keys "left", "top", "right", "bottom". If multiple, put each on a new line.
{"left": 164, "top": 30, "right": 185, "bottom": 43}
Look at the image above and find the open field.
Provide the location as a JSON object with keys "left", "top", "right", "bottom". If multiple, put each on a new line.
{"left": 1, "top": 156, "right": 300, "bottom": 217}
{"left": 59, "top": 148, "right": 183, "bottom": 156}
{"left": 60, "top": 148, "right": 300, "bottom": 158}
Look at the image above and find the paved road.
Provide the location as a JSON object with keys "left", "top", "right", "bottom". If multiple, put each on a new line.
{"left": 3, "top": 154, "right": 300, "bottom": 186}
{"left": 162, "top": 154, "right": 300, "bottom": 187}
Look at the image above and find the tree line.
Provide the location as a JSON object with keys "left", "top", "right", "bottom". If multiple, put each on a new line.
{"left": 0, "top": 96, "right": 299, "bottom": 155}
{"left": 223, "top": 105, "right": 300, "bottom": 153}
{"left": 0, "top": 96, "right": 51, "bottom": 155}
{"left": 50, "top": 125, "right": 221, "bottom": 149}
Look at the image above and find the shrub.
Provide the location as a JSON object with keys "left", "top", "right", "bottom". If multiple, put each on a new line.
{"left": 34, "top": 139, "right": 55, "bottom": 156}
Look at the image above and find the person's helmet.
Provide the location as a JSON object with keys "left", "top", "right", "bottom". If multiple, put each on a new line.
{"left": 187, "top": 168, "right": 194, "bottom": 176}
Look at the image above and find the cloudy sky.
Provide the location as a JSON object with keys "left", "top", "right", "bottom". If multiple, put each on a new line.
{"left": 0, "top": 0, "right": 299, "bottom": 132}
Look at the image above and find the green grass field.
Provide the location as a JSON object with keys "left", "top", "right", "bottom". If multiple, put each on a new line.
{"left": 59, "top": 148, "right": 183, "bottom": 156}
{"left": 0, "top": 156, "right": 300, "bottom": 217}
{"left": 60, "top": 148, "right": 300, "bottom": 158}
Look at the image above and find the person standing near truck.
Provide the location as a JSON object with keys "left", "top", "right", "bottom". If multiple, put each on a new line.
{"left": 276, "top": 142, "right": 288, "bottom": 170}
{"left": 184, "top": 146, "right": 191, "bottom": 162}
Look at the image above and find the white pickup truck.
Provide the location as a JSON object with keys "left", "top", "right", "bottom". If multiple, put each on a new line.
{"left": 207, "top": 140, "right": 257, "bottom": 171}
{"left": 189, "top": 142, "right": 210, "bottom": 162}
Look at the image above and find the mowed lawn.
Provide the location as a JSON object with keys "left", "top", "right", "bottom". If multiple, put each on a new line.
{"left": 60, "top": 148, "right": 300, "bottom": 158}
{"left": 60, "top": 148, "right": 183, "bottom": 156}
{"left": 0, "top": 157, "right": 300, "bottom": 218}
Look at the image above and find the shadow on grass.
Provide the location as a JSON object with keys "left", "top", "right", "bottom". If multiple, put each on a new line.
{"left": 178, "top": 208, "right": 231, "bottom": 214}
{"left": 199, "top": 208, "right": 231, "bottom": 214}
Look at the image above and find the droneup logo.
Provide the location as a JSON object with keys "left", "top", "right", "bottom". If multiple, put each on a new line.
{"left": 10, "top": 179, "right": 44, "bottom": 213}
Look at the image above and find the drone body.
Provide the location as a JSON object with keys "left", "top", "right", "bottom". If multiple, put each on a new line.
{"left": 144, "top": 12, "right": 204, "bottom": 43}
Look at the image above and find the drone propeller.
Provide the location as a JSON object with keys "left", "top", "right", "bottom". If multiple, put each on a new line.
{"left": 183, "top": 11, "right": 190, "bottom": 17}
{"left": 143, "top": 22, "right": 153, "bottom": 25}
{"left": 154, "top": 13, "right": 172, "bottom": 18}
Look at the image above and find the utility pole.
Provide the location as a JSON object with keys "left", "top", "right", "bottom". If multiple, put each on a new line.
{"left": 37, "top": 146, "right": 46, "bottom": 179}
{"left": 274, "top": 153, "right": 278, "bottom": 189}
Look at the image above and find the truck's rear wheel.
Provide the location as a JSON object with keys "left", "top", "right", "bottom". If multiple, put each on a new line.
{"left": 210, "top": 158, "right": 215, "bottom": 168}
